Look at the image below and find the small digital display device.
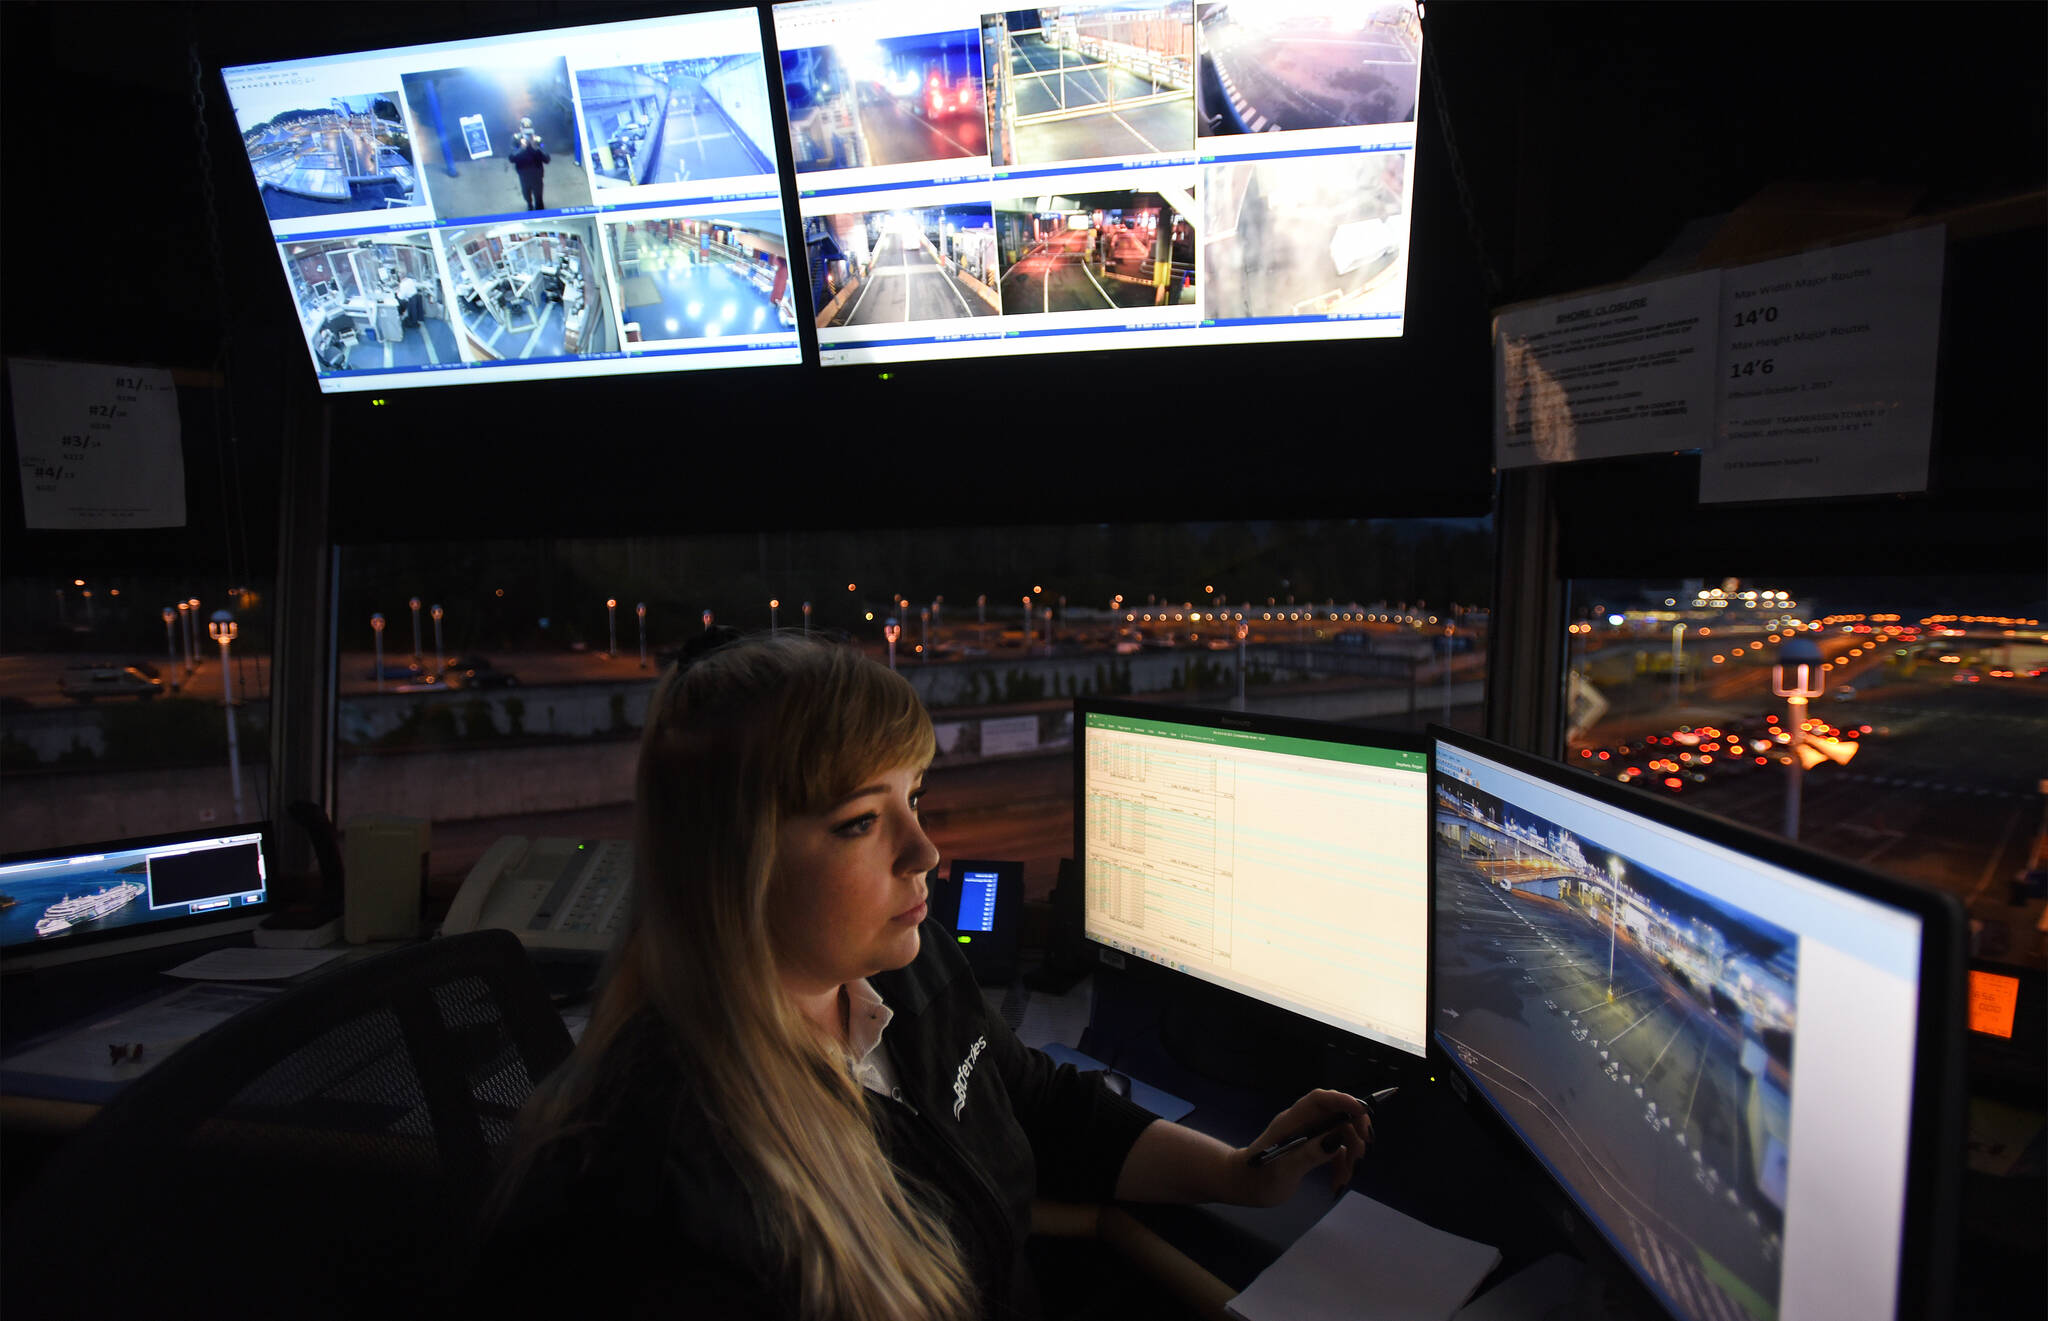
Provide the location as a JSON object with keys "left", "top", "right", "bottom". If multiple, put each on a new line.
{"left": 1431, "top": 728, "right": 1964, "bottom": 1321}
{"left": 1075, "top": 698, "right": 1433, "bottom": 1061}
{"left": 933, "top": 858, "right": 1024, "bottom": 984}
{"left": 0, "top": 826, "right": 272, "bottom": 967}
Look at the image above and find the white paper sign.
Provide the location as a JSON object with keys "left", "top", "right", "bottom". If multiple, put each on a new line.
{"left": 1494, "top": 270, "right": 1720, "bottom": 468}
{"left": 8, "top": 358, "right": 185, "bottom": 529}
{"left": 1701, "top": 227, "right": 1944, "bottom": 503}
{"left": 980, "top": 714, "right": 1040, "bottom": 757}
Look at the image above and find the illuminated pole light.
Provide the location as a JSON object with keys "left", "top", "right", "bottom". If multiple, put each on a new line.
{"left": 1236, "top": 620, "right": 1250, "bottom": 710}
{"left": 371, "top": 614, "right": 386, "bottom": 693}
{"left": 802, "top": 601, "right": 812, "bottom": 637}
{"left": 431, "top": 604, "right": 445, "bottom": 675}
{"left": 1671, "top": 622, "right": 1686, "bottom": 702}
{"left": 1022, "top": 596, "right": 1033, "bottom": 651}
{"left": 977, "top": 594, "right": 987, "bottom": 647}
{"left": 408, "top": 597, "right": 423, "bottom": 670}
{"left": 637, "top": 603, "right": 648, "bottom": 668}
{"left": 1605, "top": 854, "right": 1625, "bottom": 999}
{"left": 1443, "top": 624, "right": 1455, "bottom": 724}
{"left": 919, "top": 607, "right": 930, "bottom": 661}
{"left": 1773, "top": 636, "right": 1824, "bottom": 841}
{"left": 702, "top": 608, "right": 714, "bottom": 633}
{"left": 933, "top": 596, "right": 943, "bottom": 628}
{"left": 883, "top": 617, "right": 901, "bottom": 671}
{"left": 208, "top": 611, "right": 244, "bottom": 819}
{"left": 1043, "top": 607, "right": 1053, "bottom": 657}
{"left": 607, "top": 599, "right": 618, "bottom": 658}
{"left": 770, "top": 598, "right": 780, "bottom": 636}
{"left": 178, "top": 599, "right": 195, "bottom": 673}
{"left": 162, "top": 608, "right": 180, "bottom": 690}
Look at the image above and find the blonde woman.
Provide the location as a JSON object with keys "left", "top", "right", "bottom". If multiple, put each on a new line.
{"left": 466, "top": 632, "right": 1371, "bottom": 1320}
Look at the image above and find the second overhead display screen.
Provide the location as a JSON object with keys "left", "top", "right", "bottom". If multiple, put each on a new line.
{"left": 774, "top": 2, "right": 1424, "bottom": 365}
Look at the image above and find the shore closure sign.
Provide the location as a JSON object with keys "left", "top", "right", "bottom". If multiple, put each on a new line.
{"left": 1493, "top": 271, "right": 1720, "bottom": 468}
{"left": 1702, "top": 226, "right": 1944, "bottom": 502}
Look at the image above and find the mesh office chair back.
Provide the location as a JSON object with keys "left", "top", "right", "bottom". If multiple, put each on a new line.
{"left": 2, "top": 929, "right": 575, "bottom": 1320}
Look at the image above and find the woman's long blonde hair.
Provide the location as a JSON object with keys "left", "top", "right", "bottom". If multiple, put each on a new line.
{"left": 487, "top": 633, "right": 973, "bottom": 1321}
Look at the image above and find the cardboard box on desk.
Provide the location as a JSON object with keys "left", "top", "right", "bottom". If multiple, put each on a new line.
{"left": 343, "top": 815, "right": 430, "bottom": 943}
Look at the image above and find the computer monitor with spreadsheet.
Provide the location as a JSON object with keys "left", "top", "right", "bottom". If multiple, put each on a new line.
{"left": 1430, "top": 727, "right": 1964, "bottom": 1321}
{"left": 1075, "top": 699, "right": 1431, "bottom": 1060}
{"left": 0, "top": 826, "right": 273, "bottom": 969}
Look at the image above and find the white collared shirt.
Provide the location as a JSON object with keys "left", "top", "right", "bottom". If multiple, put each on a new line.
{"left": 844, "top": 977, "right": 903, "bottom": 1099}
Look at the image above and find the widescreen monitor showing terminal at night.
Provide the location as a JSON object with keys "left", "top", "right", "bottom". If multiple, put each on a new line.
{"left": 1431, "top": 730, "right": 1960, "bottom": 1321}
{"left": 222, "top": 8, "right": 802, "bottom": 392}
{"left": 776, "top": 1, "right": 1424, "bottom": 365}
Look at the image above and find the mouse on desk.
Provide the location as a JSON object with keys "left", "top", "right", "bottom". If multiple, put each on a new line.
{"left": 1101, "top": 1069, "right": 1131, "bottom": 1098}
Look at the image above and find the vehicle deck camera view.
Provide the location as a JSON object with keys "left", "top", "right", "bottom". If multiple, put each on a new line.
{"left": 995, "top": 192, "right": 1195, "bottom": 314}
{"left": 984, "top": 5, "right": 1195, "bottom": 168}
{"left": 1196, "top": 2, "right": 1420, "bottom": 136}
{"left": 810, "top": 207, "right": 1000, "bottom": 326}
{"left": 1432, "top": 730, "right": 1961, "bottom": 1321}
{"left": 576, "top": 56, "right": 777, "bottom": 188}
{"left": 237, "top": 91, "right": 417, "bottom": 220}
{"left": 780, "top": 29, "right": 988, "bottom": 171}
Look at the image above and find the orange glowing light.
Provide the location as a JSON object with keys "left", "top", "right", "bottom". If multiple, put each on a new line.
{"left": 1969, "top": 970, "right": 2019, "bottom": 1038}
{"left": 1664, "top": 777, "right": 1683, "bottom": 789}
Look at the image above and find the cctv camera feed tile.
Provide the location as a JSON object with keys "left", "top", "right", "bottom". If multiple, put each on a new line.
{"left": 607, "top": 211, "right": 799, "bottom": 345}
{"left": 224, "top": 10, "right": 798, "bottom": 389}
{"left": 811, "top": 207, "right": 1000, "bottom": 327}
{"left": 779, "top": 29, "right": 988, "bottom": 172}
{"left": 983, "top": 5, "right": 1195, "bottom": 168}
{"left": 1202, "top": 149, "right": 1408, "bottom": 322}
{"left": 442, "top": 220, "right": 616, "bottom": 362}
{"left": 576, "top": 56, "right": 777, "bottom": 189}
{"left": 282, "top": 232, "right": 464, "bottom": 376}
{"left": 1435, "top": 778, "right": 1798, "bottom": 1321}
{"left": 1196, "top": 2, "right": 1420, "bottom": 137}
{"left": 236, "top": 90, "right": 418, "bottom": 220}
{"left": 401, "top": 60, "right": 593, "bottom": 220}
{"left": 995, "top": 192, "right": 1194, "bottom": 314}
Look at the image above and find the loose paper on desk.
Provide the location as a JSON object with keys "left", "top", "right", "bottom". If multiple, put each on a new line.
{"left": 163, "top": 947, "right": 349, "bottom": 981}
{"left": 7, "top": 357, "right": 185, "bottom": 529}
{"left": 1225, "top": 1191, "right": 1501, "bottom": 1321}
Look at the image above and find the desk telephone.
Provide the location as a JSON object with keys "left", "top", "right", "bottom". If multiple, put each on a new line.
{"left": 441, "top": 836, "right": 632, "bottom": 952}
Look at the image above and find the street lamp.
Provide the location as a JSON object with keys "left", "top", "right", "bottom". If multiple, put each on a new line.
{"left": 161, "top": 608, "right": 180, "bottom": 689}
{"left": 1442, "top": 623, "right": 1455, "bottom": 725}
{"left": 1043, "top": 607, "right": 1053, "bottom": 657}
{"left": 637, "top": 603, "right": 648, "bottom": 668}
{"left": 431, "top": 604, "right": 445, "bottom": 675}
{"left": 178, "top": 599, "right": 195, "bottom": 674}
{"left": 883, "top": 617, "right": 901, "bottom": 671}
{"left": 1605, "top": 854, "right": 1625, "bottom": 999}
{"left": 1022, "top": 595, "right": 1033, "bottom": 651}
{"left": 977, "top": 594, "right": 987, "bottom": 647}
{"left": 1236, "top": 620, "right": 1250, "bottom": 710}
{"left": 1773, "top": 636, "right": 1824, "bottom": 840}
{"left": 770, "top": 598, "right": 780, "bottom": 636}
{"left": 208, "top": 611, "right": 244, "bottom": 819}
{"left": 1671, "top": 622, "right": 1686, "bottom": 703}
{"left": 702, "top": 608, "right": 714, "bottom": 632}
{"left": 408, "top": 597, "right": 423, "bottom": 670}
{"left": 607, "top": 599, "right": 618, "bottom": 658}
{"left": 370, "top": 613, "right": 386, "bottom": 692}
{"left": 919, "top": 607, "right": 930, "bottom": 661}
{"left": 802, "top": 601, "right": 812, "bottom": 637}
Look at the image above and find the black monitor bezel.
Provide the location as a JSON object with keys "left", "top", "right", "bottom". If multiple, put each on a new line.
{"left": 1425, "top": 724, "right": 1964, "bottom": 1321}
{"left": 1072, "top": 695, "right": 1434, "bottom": 1067}
{"left": 0, "top": 823, "right": 275, "bottom": 965}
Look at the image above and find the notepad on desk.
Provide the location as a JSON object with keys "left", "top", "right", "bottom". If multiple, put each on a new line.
{"left": 1225, "top": 1191, "right": 1501, "bottom": 1321}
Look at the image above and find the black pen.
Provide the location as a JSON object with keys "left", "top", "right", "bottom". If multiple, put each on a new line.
{"left": 1246, "top": 1087, "right": 1398, "bottom": 1168}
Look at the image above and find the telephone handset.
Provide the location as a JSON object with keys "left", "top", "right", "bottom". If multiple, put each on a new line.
{"left": 441, "top": 835, "right": 632, "bottom": 952}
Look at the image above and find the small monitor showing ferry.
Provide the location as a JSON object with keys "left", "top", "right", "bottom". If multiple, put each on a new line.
{"left": 0, "top": 828, "right": 270, "bottom": 965}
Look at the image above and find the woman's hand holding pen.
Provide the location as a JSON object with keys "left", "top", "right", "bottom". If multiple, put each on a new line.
{"left": 1230, "top": 1089, "right": 1374, "bottom": 1205}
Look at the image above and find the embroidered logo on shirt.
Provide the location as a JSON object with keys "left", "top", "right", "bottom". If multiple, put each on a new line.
{"left": 951, "top": 1035, "right": 987, "bottom": 1121}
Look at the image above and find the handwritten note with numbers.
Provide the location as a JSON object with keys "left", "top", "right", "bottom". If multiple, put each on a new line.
{"left": 8, "top": 358, "right": 185, "bottom": 529}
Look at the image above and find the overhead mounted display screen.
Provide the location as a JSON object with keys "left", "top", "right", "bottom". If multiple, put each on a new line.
{"left": 223, "top": 8, "right": 803, "bottom": 391}
{"left": 776, "top": 1, "right": 1424, "bottom": 365}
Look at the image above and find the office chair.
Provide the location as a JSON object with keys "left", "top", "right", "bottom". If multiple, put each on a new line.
{"left": 1, "top": 929, "right": 574, "bottom": 1321}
